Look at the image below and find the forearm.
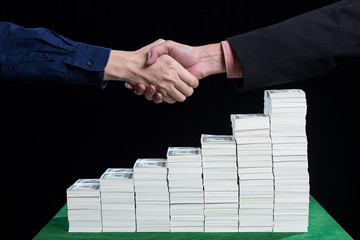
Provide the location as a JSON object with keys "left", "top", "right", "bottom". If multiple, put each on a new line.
{"left": 103, "top": 50, "right": 132, "bottom": 81}
{"left": 195, "top": 43, "right": 226, "bottom": 77}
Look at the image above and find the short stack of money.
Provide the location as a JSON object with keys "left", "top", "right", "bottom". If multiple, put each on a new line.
{"left": 264, "top": 89, "right": 309, "bottom": 232}
{"left": 231, "top": 114, "right": 274, "bottom": 232}
{"left": 67, "top": 179, "right": 102, "bottom": 232}
{"left": 200, "top": 134, "right": 238, "bottom": 232}
{"left": 166, "top": 147, "right": 204, "bottom": 232}
{"left": 133, "top": 158, "right": 170, "bottom": 232}
{"left": 100, "top": 168, "right": 136, "bottom": 232}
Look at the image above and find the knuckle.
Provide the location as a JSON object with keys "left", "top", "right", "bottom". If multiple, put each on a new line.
{"left": 157, "top": 83, "right": 166, "bottom": 91}
{"left": 159, "top": 88, "right": 168, "bottom": 98}
{"left": 165, "top": 40, "right": 174, "bottom": 45}
{"left": 163, "top": 72, "right": 173, "bottom": 80}
{"left": 166, "top": 60, "right": 177, "bottom": 69}
{"left": 165, "top": 74, "right": 177, "bottom": 83}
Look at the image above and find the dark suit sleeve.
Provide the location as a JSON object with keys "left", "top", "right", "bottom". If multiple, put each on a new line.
{"left": 227, "top": 0, "right": 360, "bottom": 91}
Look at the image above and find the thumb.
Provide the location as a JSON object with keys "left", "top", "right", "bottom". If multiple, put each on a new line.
{"left": 146, "top": 41, "right": 171, "bottom": 65}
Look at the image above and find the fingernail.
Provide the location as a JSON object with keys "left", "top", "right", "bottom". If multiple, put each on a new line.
{"left": 147, "top": 49, "right": 151, "bottom": 59}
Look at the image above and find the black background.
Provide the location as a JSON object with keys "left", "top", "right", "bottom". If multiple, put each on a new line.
{"left": 1, "top": 0, "right": 359, "bottom": 239}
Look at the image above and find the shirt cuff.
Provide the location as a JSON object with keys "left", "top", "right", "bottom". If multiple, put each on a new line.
{"left": 221, "top": 40, "right": 243, "bottom": 79}
{"left": 71, "top": 42, "right": 111, "bottom": 89}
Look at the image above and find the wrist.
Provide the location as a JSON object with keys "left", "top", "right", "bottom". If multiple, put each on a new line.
{"left": 104, "top": 50, "right": 132, "bottom": 81}
{"left": 221, "top": 41, "right": 243, "bottom": 79}
{"left": 197, "top": 43, "right": 226, "bottom": 77}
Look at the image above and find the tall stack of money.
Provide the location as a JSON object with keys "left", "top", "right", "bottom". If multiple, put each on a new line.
{"left": 133, "top": 158, "right": 170, "bottom": 232}
{"left": 166, "top": 147, "right": 204, "bottom": 232}
{"left": 99, "top": 168, "right": 136, "bottom": 232}
{"left": 200, "top": 134, "right": 238, "bottom": 232}
{"left": 264, "top": 89, "right": 309, "bottom": 232}
{"left": 67, "top": 179, "right": 102, "bottom": 232}
{"left": 231, "top": 114, "right": 274, "bottom": 232}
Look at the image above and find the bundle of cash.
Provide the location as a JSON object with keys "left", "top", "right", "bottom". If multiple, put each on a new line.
{"left": 201, "top": 134, "right": 238, "bottom": 232}
{"left": 264, "top": 89, "right": 309, "bottom": 232}
{"left": 231, "top": 114, "right": 274, "bottom": 232}
{"left": 100, "top": 168, "right": 136, "bottom": 232}
{"left": 66, "top": 179, "right": 102, "bottom": 232}
{"left": 166, "top": 147, "right": 204, "bottom": 232}
{"left": 133, "top": 158, "right": 170, "bottom": 232}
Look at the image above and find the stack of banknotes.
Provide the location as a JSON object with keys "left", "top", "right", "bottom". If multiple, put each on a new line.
{"left": 100, "top": 168, "right": 136, "bottom": 232}
{"left": 167, "top": 147, "right": 204, "bottom": 232}
{"left": 67, "top": 179, "right": 102, "bottom": 232}
{"left": 201, "top": 134, "right": 238, "bottom": 232}
{"left": 264, "top": 89, "right": 309, "bottom": 232}
{"left": 133, "top": 158, "right": 170, "bottom": 232}
{"left": 231, "top": 114, "right": 274, "bottom": 232}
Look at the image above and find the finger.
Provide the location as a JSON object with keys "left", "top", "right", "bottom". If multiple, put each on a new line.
{"left": 147, "top": 41, "right": 173, "bottom": 65}
{"left": 178, "top": 67, "right": 199, "bottom": 89}
{"left": 159, "top": 89, "right": 177, "bottom": 104}
{"left": 125, "top": 82, "right": 135, "bottom": 89}
{"left": 153, "top": 93, "right": 163, "bottom": 104}
{"left": 167, "top": 85, "right": 187, "bottom": 103}
{"left": 134, "top": 84, "right": 146, "bottom": 95}
{"left": 163, "top": 95, "right": 176, "bottom": 104}
{"left": 174, "top": 79, "right": 194, "bottom": 98}
{"left": 144, "top": 85, "right": 156, "bottom": 101}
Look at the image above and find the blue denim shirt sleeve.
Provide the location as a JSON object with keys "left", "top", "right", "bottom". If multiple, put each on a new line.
{"left": 0, "top": 21, "right": 111, "bottom": 88}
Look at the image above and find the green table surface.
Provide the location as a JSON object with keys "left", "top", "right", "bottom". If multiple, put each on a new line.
{"left": 33, "top": 196, "right": 353, "bottom": 240}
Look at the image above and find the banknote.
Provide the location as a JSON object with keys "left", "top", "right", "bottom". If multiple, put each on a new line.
{"left": 167, "top": 147, "right": 201, "bottom": 156}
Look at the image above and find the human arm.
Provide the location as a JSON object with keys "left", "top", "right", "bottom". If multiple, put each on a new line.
{"left": 130, "top": 0, "right": 360, "bottom": 99}
{"left": 0, "top": 22, "right": 198, "bottom": 103}
{"left": 227, "top": 0, "right": 360, "bottom": 91}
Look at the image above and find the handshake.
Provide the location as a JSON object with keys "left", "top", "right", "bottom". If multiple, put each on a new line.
{"left": 104, "top": 39, "right": 241, "bottom": 104}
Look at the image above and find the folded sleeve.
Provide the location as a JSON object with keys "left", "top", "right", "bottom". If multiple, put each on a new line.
{"left": 0, "top": 21, "right": 111, "bottom": 88}
{"left": 227, "top": 0, "right": 360, "bottom": 91}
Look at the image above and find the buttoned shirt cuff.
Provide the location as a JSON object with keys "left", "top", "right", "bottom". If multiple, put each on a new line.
{"left": 221, "top": 40, "right": 242, "bottom": 79}
{"left": 72, "top": 42, "right": 111, "bottom": 89}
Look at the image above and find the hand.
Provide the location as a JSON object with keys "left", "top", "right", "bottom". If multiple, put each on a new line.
{"left": 125, "top": 82, "right": 164, "bottom": 103}
{"left": 104, "top": 39, "right": 199, "bottom": 103}
{"left": 125, "top": 40, "right": 226, "bottom": 103}
{"left": 148, "top": 40, "right": 226, "bottom": 79}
